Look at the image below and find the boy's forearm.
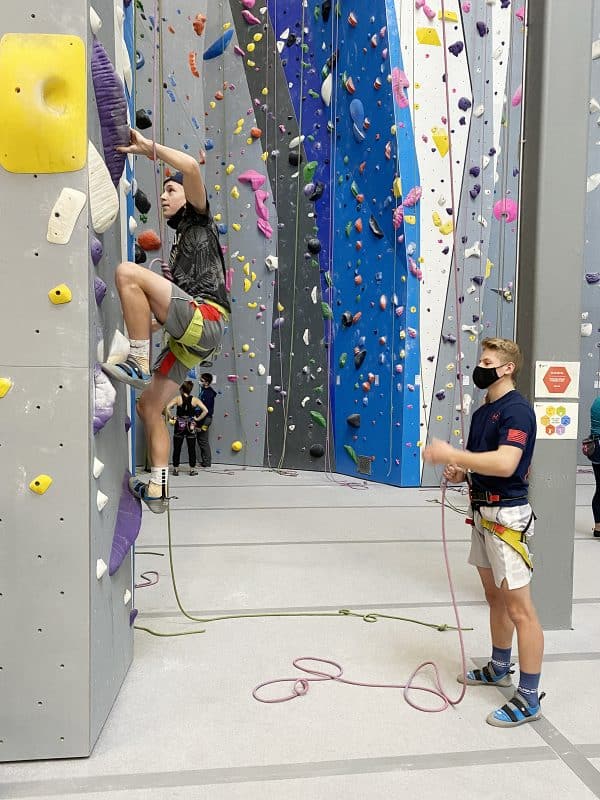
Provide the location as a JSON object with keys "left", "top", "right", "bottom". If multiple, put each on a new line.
{"left": 146, "top": 141, "right": 200, "bottom": 176}
{"left": 455, "top": 448, "right": 512, "bottom": 478}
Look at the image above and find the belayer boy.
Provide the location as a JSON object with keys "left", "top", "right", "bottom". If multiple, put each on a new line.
{"left": 103, "top": 129, "right": 231, "bottom": 513}
{"left": 423, "top": 338, "right": 545, "bottom": 728}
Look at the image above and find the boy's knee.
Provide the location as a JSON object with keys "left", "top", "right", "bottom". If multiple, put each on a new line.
{"left": 115, "top": 260, "right": 138, "bottom": 288}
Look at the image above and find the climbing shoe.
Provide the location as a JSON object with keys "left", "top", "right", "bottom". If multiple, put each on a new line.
{"left": 128, "top": 477, "right": 168, "bottom": 514}
{"left": 172, "top": 468, "right": 179, "bottom": 476}
{"left": 457, "top": 662, "right": 514, "bottom": 687}
{"left": 189, "top": 469, "right": 198, "bottom": 476}
{"left": 102, "top": 358, "right": 152, "bottom": 391}
{"left": 486, "top": 691, "right": 545, "bottom": 728}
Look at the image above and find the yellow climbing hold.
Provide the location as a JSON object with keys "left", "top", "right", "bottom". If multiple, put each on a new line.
{"left": 243, "top": 262, "right": 250, "bottom": 275}
{"left": 29, "top": 474, "right": 53, "bottom": 495}
{"left": 230, "top": 186, "right": 240, "bottom": 199}
{"left": 226, "top": 164, "right": 235, "bottom": 175}
{"left": 392, "top": 177, "right": 402, "bottom": 198}
{"left": 237, "top": 254, "right": 246, "bottom": 262}
{"left": 261, "top": 87, "right": 268, "bottom": 96}
{"left": 247, "top": 60, "right": 256, "bottom": 68}
{"left": 210, "top": 101, "right": 216, "bottom": 109}
{"left": 48, "top": 283, "right": 72, "bottom": 304}
{"left": 223, "top": 22, "right": 232, "bottom": 30}
{"left": 231, "top": 440, "right": 243, "bottom": 452}
{"left": 438, "top": 9, "right": 458, "bottom": 21}
{"left": 436, "top": 415, "right": 443, "bottom": 421}
{"left": 404, "top": 214, "right": 416, "bottom": 225}
{"left": 485, "top": 258, "right": 493, "bottom": 278}
{"left": 432, "top": 211, "right": 442, "bottom": 228}
{"left": 0, "top": 377, "right": 13, "bottom": 398}
{"left": 432, "top": 127, "right": 449, "bottom": 157}
{"left": 277, "top": 302, "right": 284, "bottom": 312}
{"left": 253, "top": 33, "right": 263, "bottom": 42}
{"left": 243, "top": 278, "right": 252, "bottom": 292}
{"left": 251, "top": 271, "right": 257, "bottom": 281}
{"left": 247, "top": 43, "right": 255, "bottom": 53}
{"left": 232, "top": 223, "right": 241, "bottom": 231}
{"left": 214, "top": 184, "right": 221, "bottom": 192}
{"left": 439, "top": 220, "right": 454, "bottom": 235}
{"left": 261, "top": 152, "right": 269, "bottom": 162}
{"left": 249, "top": 352, "right": 256, "bottom": 359}
{"left": 390, "top": 124, "right": 397, "bottom": 135}
{"left": 247, "top": 301, "right": 258, "bottom": 309}
{"left": 242, "top": 343, "right": 250, "bottom": 352}
{"left": 214, "top": 213, "right": 222, "bottom": 221}
{"left": 416, "top": 27, "right": 441, "bottom": 46}
{"left": 267, "top": 406, "right": 274, "bottom": 413}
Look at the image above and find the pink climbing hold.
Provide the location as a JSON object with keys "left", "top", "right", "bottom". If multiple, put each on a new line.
{"left": 515, "top": 6, "right": 525, "bottom": 22}
{"left": 403, "top": 186, "right": 422, "bottom": 207}
{"left": 241, "top": 0, "right": 256, "bottom": 7}
{"left": 257, "top": 218, "right": 273, "bottom": 239}
{"left": 393, "top": 206, "right": 404, "bottom": 229}
{"left": 493, "top": 198, "right": 518, "bottom": 223}
{"left": 415, "top": 0, "right": 425, "bottom": 8}
{"left": 462, "top": 2, "right": 471, "bottom": 12}
{"left": 408, "top": 257, "right": 422, "bottom": 281}
{"left": 234, "top": 45, "right": 246, "bottom": 57}
{"left": 241, "top": 9, "right": 260, "bottom": 25}
{"left": 254, "top": 189, "right": 270, "bottom": 221}
{"left": 423, "top": 4, "right": 436, "bottom": 20}
{"left": 226, "top": 267, "right": 235, "bottom": 292}
{"left": 511, "top": 85, "right": 522, "bottom": 107}
{"left": 238, "top": 169, "right": 267, "bottom": 191}
{"left": 392, "top": 67, "right": 410, "bottom": 109}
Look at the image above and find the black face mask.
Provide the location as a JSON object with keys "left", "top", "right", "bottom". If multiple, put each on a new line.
{"left": 167, "top": 204, "right": 186, "bottom": 230}
{"left": 472, "top": 363, "right": 508, "bottom": 390}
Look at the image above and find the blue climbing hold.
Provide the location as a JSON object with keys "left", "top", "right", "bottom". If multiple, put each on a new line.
{"left": 349, "top": 98, "right": 365, "bottom": 126}
{"left": 203, "top": 29, "right": 234, "bottom": 60}
{"left": 205, "top": 139, "right": 215, "bottom": 151}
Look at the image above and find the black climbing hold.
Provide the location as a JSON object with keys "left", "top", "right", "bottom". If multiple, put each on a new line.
{"left": 308, "top": 182, "right": 324, "bottom": 202}
{"left": 310, "top": 443, "right": 325, "bottom": 458}
{"left": 307, "top": 237, "right": 322, "bottom": 255}
{"left": 354, "top": 350, "right": 367, "bottom": 369}
{"left": 322, "top": 0, "right": 332, "bottom": 22}
{"left": 347, "top": 413, "right": 361, "bottom": 428}
{"left": 286, "top": 33, "right": 298, "bottom": 47}
{"left": 134, "top": 189, "right": 151, "bottom": 214}
{"left": 341, "top": 311, "right": 353, "bottom": 327}
{"left": 368, "top": 215, "right": 384, "bottom": 239}
{"left": 134, "top": 243, "right": 147, "bottom": 264}
{"left": 288, "top": 150, "right": 303, "bottom": 167}
{"left": 136, "top": 109, "right": 152, "bottom": 130}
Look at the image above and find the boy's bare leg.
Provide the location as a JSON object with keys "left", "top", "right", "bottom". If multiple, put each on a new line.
{"left": 115, "top": 261, "right": 173, "bottom": 342}
{"left": 477, "top": 566, "right": 515, "bottom": 649}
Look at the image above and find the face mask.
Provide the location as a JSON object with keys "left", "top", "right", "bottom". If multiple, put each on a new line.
{"left": 472, "top": 363, "right": 509, "bottom": 390}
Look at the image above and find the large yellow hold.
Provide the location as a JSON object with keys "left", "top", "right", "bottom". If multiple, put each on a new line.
{"left": 0, "top": 33, "right": 87, "bottom": 173}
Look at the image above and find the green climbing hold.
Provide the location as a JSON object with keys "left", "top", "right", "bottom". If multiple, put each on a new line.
{"left": 325, "top": 272, "right": 333, "bottom": 287}
{"left": 308, "top": 89, "right": 320, "bottom": 99}
{"left": 339, "top": 352, "right": 347, "bottom": 367}
{"left": 344, "top": 444, "right": 359, "bottom": 465}
{"left": 304, "top": 161, "right": 318, "bottom": 182}
{"left": 310, "top": 410, "right": 327, "bottom": 428}
{"left": 321, "top": 301, "right": 333, "bottom": 320}
{"left": 345, "top": 221, "right": 352, "bottom": 237}
{"left": 350, "top": 180, "right": 360, "bottom": 199}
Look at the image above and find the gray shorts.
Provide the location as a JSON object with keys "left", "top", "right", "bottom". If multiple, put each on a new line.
{"left": 154, "top": 284, "right": 225, "bottom": 385}
{"left": 469, "top": 503, "right": 534, "bottom": 590}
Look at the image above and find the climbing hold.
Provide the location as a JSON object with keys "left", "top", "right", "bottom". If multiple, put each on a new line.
{"left": 0, "top": 378, "right": 14, "bottom": 398}
{"left": 231, "top": 440, "right": 243, "bottom": 452}
{"left": 90, "top": 6, "right": 102, "bottom": 34}
{"left": 88, "top": 141, "right": 119, "bottom": 234}
{"left": 137, "top": 230, "right": 161, "bottom": 251}
{"left": 109, "top": 472, "right": 142, "bottom": 576}
{"left": 135, "top": 244, "right": 146, "bottom": 264}
{"left": 369, "top": 216, "right": 384, "bottom": 239}
{"left": 321, "top": 73, "right": 333, "bottom": 106}
{"left": 136, "top": 108, "right": 152, "bottom": 129}
{"left": 354, "top": 349, "right": 367, "bottom": 369}
{"left": 321, "top": 302, "right": 333, "bottom": 320}
{"left": 94, "top": 364, "right": 116, "bottom": 434}
{"left": 347, "top": 413, "right": 361, "bottom": 428}
{"left": 93, "top": 457, "right": 105, "bottom": 478}
{"left": 493, "top": 198, "right": 518, "bottom": 223}
{"left": 239, "top": 169, "right": 266, "bottom": 191}
{"left": 265, "top": 255, "right": 278, "bottom": 271}
{"left": 48, "top": 284, "right": 73, "bottom": 305}
{"left": 242, "top": 9, "right": 261, "bottom": 24}
{"left": 192, "top": 13, "right": 207, "bottom": 35}
{"left": 46, "top": 188, "right": 87, "bottom": 245}
{"left": 29, "top": 474, "right": 53, "bottom": 495}
{"left": 96, "top": 559, "right": 108, "bottom": 580}
{"left": 250, "top": 127, "right": 263, "bottom": 140}
{"left": 310, "top": 443, "right": 325, "bottom": 458}
{"left": 303, "top": 162, "right": 318, "bottom": 183}
{"left": 349, "top": 98, "right": 365, "bottom": 128}
{"left": 416, "top": 27, "right": 441, "bottom": 46}
{"left": 511, "top": 85, "right": 522, "bottom": 107}
{"left": 97, "top": 490, "right": 109, "bottom": 512}
{"left": 95, "top": 276, "right": 107, "bottom": 306}
{"left": 134, "top": 189, "right": 151, "bottom": 214}
{"left": 432, "top": 128, "right": 449, "bottom": 157}
{"left": 307, "top": 237, "right": 322, "bottom": 254}
{"left": 339, "top": 353, "right": 348, "bottom": 368}
{"left": 448, "top": 41, "right": 464, "bottom": 57}
{"left": 310, "top": 411, "right": 327, "bottom": 428}
{"left": 91, "top": 237, "right": 103, "bottom": 266}
{"left": 203, "top": 29, "right": 234, "bottom": 60}
{"left": 344, "top": 445, "right": 359, "bottom": 465}
{"left": 91, "top": 37, "right": 129, "bottom": 186}
{"left": 188, "top": 52, "right": 200, "bottom": 78}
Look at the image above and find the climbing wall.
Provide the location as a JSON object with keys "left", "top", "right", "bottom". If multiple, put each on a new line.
{"left": 579, "top": 3, "right": 600, "bottom": 454}
{"left": 0, "top": 0, "right": 139, "bottom": 762}
{"left": 129, "top": 0, "right": 524, "bottom": 484}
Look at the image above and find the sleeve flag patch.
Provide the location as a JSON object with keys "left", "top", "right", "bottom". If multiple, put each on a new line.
{"left": 507, "top": 429, "right": 528, "bottom": 445}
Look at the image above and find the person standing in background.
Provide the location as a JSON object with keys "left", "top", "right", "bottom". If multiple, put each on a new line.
{"left": 197, "top": 373, "right": 216, "bottom": 468}
{"left": 588, "top": 395, "right": 600, "bottom": 538}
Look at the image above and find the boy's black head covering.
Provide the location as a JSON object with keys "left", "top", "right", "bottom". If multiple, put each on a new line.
{"left": 163, "top": 171, "right": 184, "bottom": 186}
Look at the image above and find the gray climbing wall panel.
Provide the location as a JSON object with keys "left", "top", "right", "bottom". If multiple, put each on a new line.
{"left": 0, "top": 0, "right": 134, "bottom": 762}
{"left": 579, "top": 1, "right": 600, "bottom": 456}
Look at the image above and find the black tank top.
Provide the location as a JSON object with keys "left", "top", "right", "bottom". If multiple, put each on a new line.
{"left": 176, "top": 395, "right": 194, "bottom": 417}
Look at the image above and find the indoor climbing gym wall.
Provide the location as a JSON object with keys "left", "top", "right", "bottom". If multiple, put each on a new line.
{"left": 579, "top": 4, "right": 600, "bottom": 457}
{"left": 0, "top": 0, "right": 139, "bottom": 761}
{"left": 130, "top": 0, "right": 525, "bottom": 485}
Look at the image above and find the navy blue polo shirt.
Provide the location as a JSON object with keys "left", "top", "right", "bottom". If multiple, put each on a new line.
{"left": 466, "top": 390, "right": 536, "bottom": 506}
{"left": 199, "top": 385, "right": 216, "bottom": 417}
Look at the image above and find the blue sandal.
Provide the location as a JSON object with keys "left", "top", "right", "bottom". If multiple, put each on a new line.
{"left": 458, "top": 662, "right": 514, "bottom": 687}
{"left": 486, "top": 691, "right": 545, "bottom": 728}
{"left": 102, "top": 358, "right": 152, "bottom": 391}
{"left": 128, "top": 477, "right": 168, "bottom": 514}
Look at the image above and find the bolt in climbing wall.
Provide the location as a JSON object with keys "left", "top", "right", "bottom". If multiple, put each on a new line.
{"left": 0, "top": 0, "right": 139, "bottom": 761}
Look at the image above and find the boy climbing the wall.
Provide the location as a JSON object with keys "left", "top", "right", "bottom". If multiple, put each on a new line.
{"left": 103, "top": 129, "right": 231, "bottom": 513}
{"left": 423, "top": 338, "right": 545, "bottom": 728}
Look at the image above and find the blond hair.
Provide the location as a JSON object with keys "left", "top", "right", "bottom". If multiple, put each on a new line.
{"left": 480, "top": 337, "right": 523, "bottom": 380}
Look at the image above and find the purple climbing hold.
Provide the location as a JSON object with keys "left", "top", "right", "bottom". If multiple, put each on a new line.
{"left": 109, "top": 471, "right": 142, "bottom": 576}
{"left": 125, "top": 415, "right": 132, "bottom": 433}
{"left": 472, "top": 275, "right": 485, "bottom": 286}
{"left": 91, "top": 237, "right": 103, "bottom": 266}
{"left": 458, "top": 97, "right": 472, "bottom": 111}
{"left": 95, "top": 276, "right": 107, "bottom": 306}
{"left": 476, "top": 21, "right": 489, "bottom": 36}
{"left": 586, "top": 273, "right": 600, "bottom": 285}
{"left": 435, "top": 390, "right": 446, "bottom": 401}
{"left": 469, "top": 184, "right": 481, "bottom": 199}
{"left": 469, "top": 166, "right": 481, "bottom": 178}
{"left": 442, "top": 333, "right": 457, "bottom": 344}
{"left": 91, "top": 37, "right": 129, "bottom": 186}
{"left": 130, "top": 609, "right": 138, "bottom": 626}
{"left": 448, "top": 41, "right": 464, "bottom": 57}
{"left": 273, "top": 317, "right": 285, "bottom": 328}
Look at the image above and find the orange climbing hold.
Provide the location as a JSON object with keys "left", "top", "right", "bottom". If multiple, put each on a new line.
{"left": 168, "top": 25, "right": 175, "bottom": 34}
{"left": 344, "top": 76, "right": 356, "bottom": 94}
{"left": 348, "top": 12, "right": 358, "bottom": 26}
{"left": 354, "top": 274, "right": 362, "bottom": 285}
{"left": 214, "top": 90, "right": 224, "bottom": 100}
{"left": 352, "top": 312, "right": 362, "bottom": 324}
{"left": 189, "top": 52, "right": 200, "bottom": 78}
{"left": 192, "top": 13, "right": 207, "bottom": 35}
{"left": 354, "top": 218, "right": 363, "bottom": 232}
{"left": 137, "top": 230, "right": 161, "bottom": 251}
{"left": 250, "top": 127, "right": 262, "bottom": 139}
{"left": 362, "top": 382, "right": 371, "bottom": 392}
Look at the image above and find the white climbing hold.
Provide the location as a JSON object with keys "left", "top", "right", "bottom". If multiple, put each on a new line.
{"left": 276, "top": 40, "right": 284, "bottom": 54}
{"left": 93, "top": 457, "right": 105, "bottom": 478}
{"left": 97, "top": 490, "right": 109, "bottom": 512}
{"left": 106, "top": 329, "right": 131, "bottom": 365}
{"left": 90, "top": 6, "right": 102, "bottom": 34}
{"left": 303, "top": 328, "right": 310, "bottom": 345}
{"left": 592, "top": 39, "right": 600, "bottom": 60}
{"left": 587, "top": 173, "right": 600, "bottom": 193}
{"left": 289, "top": 135, "right": 305, "bottom": 149}
{"left": 96, "top": 559, "right": 108, "bottom": 580}
{"left": 482, "top": 155, "right": 491, "bottom": 169}
{"left": 473, "top": 104, "right": 485, "bottom": 118}
{"left": 265, "top": 254, "right": 278, "bottom": 271}
{"left": 321, "top": 72, "right": 333, "bottom": 107}
{"left": 280, "top": 27, "right": 290, "bottom": 40}
{"left": 258, "top": 363, "right": 266, "bottom": 376}
{"left": 288, "top": 424, "right": 296, "bottom": 432}
{"left": 465, "top": 243, "right": 481, "bottom": 259}
{"left": 88, "top": 141, "right": 119, "bottom": 234}
{"left": 462, "top": 394, "right": 472, "bottom": 415}
{"left": 461, "top": 323, "right": 481, "bottom": 336}
{"left": 300, "top": 396, "right": 310, "bottom": 407}
{"left": 122, "top": 177, "right": 132, "bottom": 194}
{"left": 124, "top": 589, "right": 132, "bottom": 605}
{"left": 46, "top": 188, "right": 87, "bottom": 245}
{"left": 477, "top": 215, "right": 488, "bottom": 228}
{"left": 128, "top": 216, "right": 138, "bottom": 234}
{"left": 590, "top": 98, "right": 600, "bottom": 113}
{"left": 310, "top": 286, "right": 318, "bottom": 304}
{"left": 582, "top": 323, "right": 593, "bottom": 337}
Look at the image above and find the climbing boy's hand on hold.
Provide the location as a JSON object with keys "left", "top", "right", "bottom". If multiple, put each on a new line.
{"left": 116, "top": 128, "right": 154, "bottom": 158}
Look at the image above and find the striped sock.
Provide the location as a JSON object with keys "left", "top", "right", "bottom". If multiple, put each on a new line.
{"left": 518, "top": 671, "right": 541, "bottom": 707}
{"left": 490, "top": 645, "right": 512, "bottom": 677}
{"left": 149, "top": 467, "right": 168, "bottom": 498}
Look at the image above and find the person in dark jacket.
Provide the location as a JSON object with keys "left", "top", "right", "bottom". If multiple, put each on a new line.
{"left": 197, "top": 373, "right": 216, "bottom": 468}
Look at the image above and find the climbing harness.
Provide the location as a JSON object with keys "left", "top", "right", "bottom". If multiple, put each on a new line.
{"left": 466, "top": 514, "right": 533, "bottom": 571}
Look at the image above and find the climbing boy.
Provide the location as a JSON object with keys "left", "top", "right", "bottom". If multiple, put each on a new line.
{"left": 423, "top": 338, "right": 544, "bottom": 728}
{"left": 103, "top": 129, "right": 230, "bottom": 513}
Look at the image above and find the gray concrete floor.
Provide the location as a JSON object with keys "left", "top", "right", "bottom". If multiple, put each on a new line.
{"left": 2, "top": 467, "right": 600, "bottom": 799}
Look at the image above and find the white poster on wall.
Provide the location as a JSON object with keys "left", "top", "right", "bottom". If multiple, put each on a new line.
{"left": 534, "top": 361, "right": 580, "bottom": 399}
{"left": 534, "top": 402, "right": 579, "bottom": 440}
